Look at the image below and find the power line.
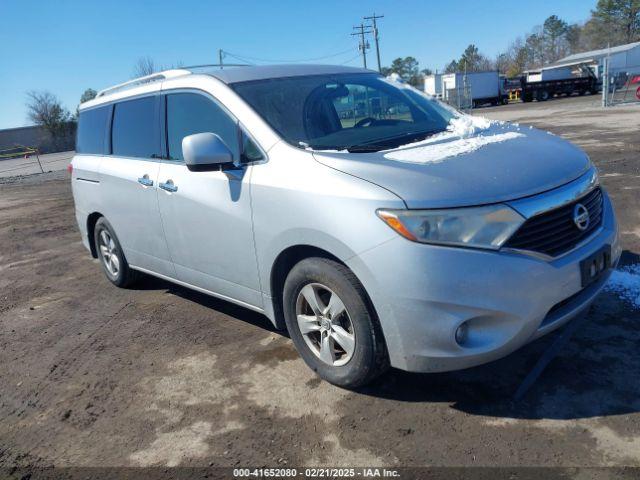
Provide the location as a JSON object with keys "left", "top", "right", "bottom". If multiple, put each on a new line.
{"left": 340, "top": 53, "right": 364, "bottom": 65}
{"left": 221, "top": 47, "right": 356, "bottom": 64}
{"left": 223, "top": 52, "right": 257, "bottom": 65}
{"left": 364, "top": 13, "right": 384, "bottom": 72}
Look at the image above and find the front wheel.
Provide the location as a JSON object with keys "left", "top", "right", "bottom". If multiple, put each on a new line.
{"left": 283, "top": 258, "right": 388, "bottom": 388}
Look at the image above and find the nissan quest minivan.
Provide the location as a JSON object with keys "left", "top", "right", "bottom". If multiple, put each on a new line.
{"left": 71, "top": 64, "right": 620, "bottom": 388}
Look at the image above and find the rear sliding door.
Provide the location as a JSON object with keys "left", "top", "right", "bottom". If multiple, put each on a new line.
{"left": 98, "top": 95, "right": 174, "bottom": 277}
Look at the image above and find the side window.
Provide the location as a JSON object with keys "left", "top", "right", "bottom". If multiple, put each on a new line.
{"left": 241, "top": 131, "right": 264, "bottom": 162}
{"left": 76, "top": 106, "right": 109, "bottom": 154}
{"left": 111, "top": 96, "right": 159, "bottom": 158}
{"left": 166, "top": 93, "right": 240, "bottom": 161}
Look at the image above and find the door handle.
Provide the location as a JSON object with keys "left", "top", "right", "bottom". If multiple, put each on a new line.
{"left": 159, "top": 179, "right": 178, "bottom": 192}
{"left": 138, "top": 174, "right": 154, "bottom": 187}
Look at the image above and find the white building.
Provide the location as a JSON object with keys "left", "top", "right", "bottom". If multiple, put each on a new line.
{"left": 546, "top": 41, "right": 640, "bottom": 79}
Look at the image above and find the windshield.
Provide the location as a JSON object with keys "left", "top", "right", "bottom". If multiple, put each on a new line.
{"left": 231, "top": 73, "right": 456, "bottom": 152}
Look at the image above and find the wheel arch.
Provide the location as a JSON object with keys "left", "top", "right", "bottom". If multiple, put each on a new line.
{"left": 86, "top": 212, "right": 103, "bottom": 258}
{"left": 269, "top": 244, "right": 381, "bottom": 335}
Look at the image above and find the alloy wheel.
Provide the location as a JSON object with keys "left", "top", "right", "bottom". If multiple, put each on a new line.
{"left": 295, "top": 283, "right": 356, "bottom": 367}
{"left": 98, "top": 229, "right": 120, "bottom": 277}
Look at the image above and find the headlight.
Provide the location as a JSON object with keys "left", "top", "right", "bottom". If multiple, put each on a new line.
{"left": 377, "top": 205, "right": 525, "bottom": 250}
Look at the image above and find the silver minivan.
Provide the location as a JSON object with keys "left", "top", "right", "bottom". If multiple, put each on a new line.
{"left": 71, "top": 64, "right": 620, "bottom": 388}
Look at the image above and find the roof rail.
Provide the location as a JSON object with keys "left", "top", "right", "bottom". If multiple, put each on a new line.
{"left": 96, "top": 69, "right": 190, "bottom": 98}
{"left": 181, "top": 63, "right": 251, "bottom": 69}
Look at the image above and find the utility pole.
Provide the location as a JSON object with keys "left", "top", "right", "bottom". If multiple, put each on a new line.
{"left": 602, "top": 43, "right": 611, "bottom": 107}
{"left": 351, "top": 24, "right": 372, "bottom": 69}
{"left": 364, "top": 13, "right": 384, "bottom": 72}
{"left": 218, "top": 49, "right": 224, "bottom": 69}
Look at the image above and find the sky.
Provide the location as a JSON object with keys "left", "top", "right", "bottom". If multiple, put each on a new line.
{"left": 0, "top": 0, "right": 595, "bottom": 129}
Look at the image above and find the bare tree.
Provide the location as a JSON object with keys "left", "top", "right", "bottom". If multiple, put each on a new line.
{"left": 132, "top": 57, "right": 186, "bottom": 78}
{"left": 26, "top": 91, "right": 71, "bottom": 138}
{"left": 132, "top": 56, "right": 157, "bottom": 78}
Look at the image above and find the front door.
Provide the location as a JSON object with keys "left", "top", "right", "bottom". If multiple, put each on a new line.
{"left": 156, "top": 91, "right": 262, "bottom": 309}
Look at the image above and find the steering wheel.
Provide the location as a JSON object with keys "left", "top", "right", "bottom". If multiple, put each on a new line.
{"left": 354, "top": 117, "right": 377, "bottom": 128}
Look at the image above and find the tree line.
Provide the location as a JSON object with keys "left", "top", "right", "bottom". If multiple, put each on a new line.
{"left": 22, "top": 0, "right": 640, "bottom": 143}
{"left": 383, "top": 0, "right": 640, "bottom": 84}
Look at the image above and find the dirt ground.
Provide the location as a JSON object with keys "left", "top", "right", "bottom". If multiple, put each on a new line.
{"left": 0, "top": 96, "right": 639, "bottom": 475}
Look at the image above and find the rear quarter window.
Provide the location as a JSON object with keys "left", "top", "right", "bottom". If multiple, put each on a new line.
{"left": 76, "top": 106, "right": 110, "bottom": 154}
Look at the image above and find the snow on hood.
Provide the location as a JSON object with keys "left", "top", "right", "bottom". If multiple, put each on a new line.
{"left": 606, "top": 264, "right": 640, "bottom": 309}
{"left": 383, "top": 115, "right": 526, "bottom": 164}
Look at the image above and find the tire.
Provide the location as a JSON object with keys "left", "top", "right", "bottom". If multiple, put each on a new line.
{"left": 537, "top": 90, "right": 549, "bottom": 101}
{"left": 94, "top": 217, "right": 139, "bottom": 288}
{"left": 283, "top": 257, "right": 388, "bottom": 388}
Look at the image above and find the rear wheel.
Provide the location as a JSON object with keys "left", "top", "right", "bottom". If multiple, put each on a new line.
{"left": 94, "top": 217, "right": 139, "bottom": 288}
{"left": 283, "top": 258, "right": 388, "bottom": 388}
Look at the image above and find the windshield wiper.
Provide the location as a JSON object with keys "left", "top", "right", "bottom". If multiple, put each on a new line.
{"left": 345, "top": 145, "right": 387, "bottom": 153}
{"left": 345, "top": 129, "right": 444, "bottom": 153}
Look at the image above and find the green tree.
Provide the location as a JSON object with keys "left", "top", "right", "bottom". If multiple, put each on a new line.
{"left": 381, "top": 56, "right": 426, "bottom": 86}
{"left": 444, "top": 59, "right": 459, "bottom": 73}
{"left": 583, "top": 0, "right": 640, "bottom": 48}
{"left": 80, "top": 88, "right": 97, "bottom": 104}
{"left": 543, "top": 15, "right": 569, "bottom": 61}
{"left": 460, "top": 44, "right": 481, "bottom": 70}
{"left": 74, "top": 88, "right": 98, "bottom": 119}
{"left": 444, "top": 44, "right": 493, "bottom": 73}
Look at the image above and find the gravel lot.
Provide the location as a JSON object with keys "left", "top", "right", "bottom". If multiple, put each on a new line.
{"left": 0, "top": 96, "right": 639, "bottom": 475}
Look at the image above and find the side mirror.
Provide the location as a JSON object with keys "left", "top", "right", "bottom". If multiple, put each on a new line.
{"left": 182, "top": 132, "right": 234, "bottom": 172}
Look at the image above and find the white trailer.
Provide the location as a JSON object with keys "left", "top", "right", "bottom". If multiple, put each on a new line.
{"left": 423, "top": 74, "right": 443, "bottom": 98}
{"left": 526, "top": 66, "right": 574, "bottom": 82}
{"left": 441, "top": 71, "right": 506, "bottom": 108}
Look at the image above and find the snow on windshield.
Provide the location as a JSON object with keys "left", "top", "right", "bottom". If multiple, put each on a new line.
{"left": 382, "top": 114, "right": 525, "bottom": 164}
{"left": 379, "top": 74, "right": 526, "bottom": 164}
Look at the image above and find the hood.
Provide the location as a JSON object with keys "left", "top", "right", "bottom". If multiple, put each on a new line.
{"left": 312, "top": 117, "right": 591, "bottom": 209}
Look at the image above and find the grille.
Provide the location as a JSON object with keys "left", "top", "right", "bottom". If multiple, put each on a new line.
{"left": 504, "top": 187, "right": 603, "bottom": 257}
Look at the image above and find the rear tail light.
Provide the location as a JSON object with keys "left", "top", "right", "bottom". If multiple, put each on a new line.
{"left": 67, "top": 163, "right": 73, "bottom": 174}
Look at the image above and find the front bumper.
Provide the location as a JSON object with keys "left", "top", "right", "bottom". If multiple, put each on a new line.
{"left": 347, "top": 190, "right": 620, "bottom": 372}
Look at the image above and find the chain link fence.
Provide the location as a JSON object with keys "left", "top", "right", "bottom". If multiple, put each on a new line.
{"left": 443, "top": 83, "right": 473, "bottom": 112}
{"left": 609, "top": 71, "right": 640, "bottom": 105}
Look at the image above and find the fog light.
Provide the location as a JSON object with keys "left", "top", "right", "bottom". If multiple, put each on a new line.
{"left": 455, "top": 323, "right": 468, "bottom": 346}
